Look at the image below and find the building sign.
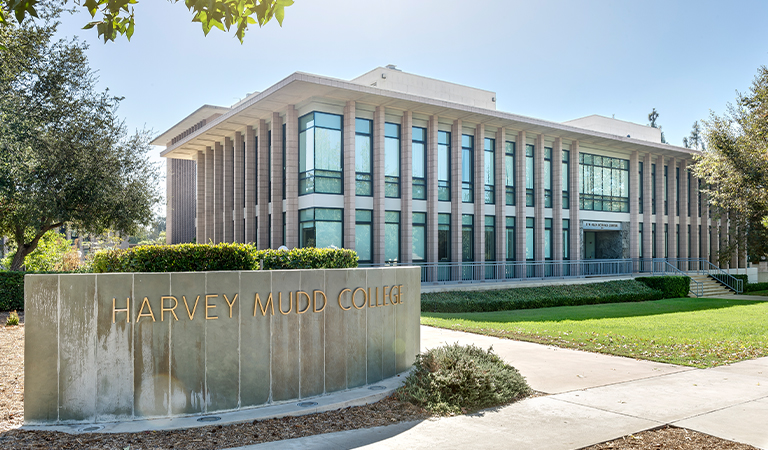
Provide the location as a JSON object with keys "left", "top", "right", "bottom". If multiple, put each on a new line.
{"left": 582, "top": 221, "right": 622, "bottom": 231}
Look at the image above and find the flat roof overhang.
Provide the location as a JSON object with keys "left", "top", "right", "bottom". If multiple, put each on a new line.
{"left": 159, "top": 72, "right": 701, "bottom": 161}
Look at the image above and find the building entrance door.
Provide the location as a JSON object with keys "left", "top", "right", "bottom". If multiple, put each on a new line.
{"left": 585, "top": 232, "right": 596, "bottom": 259}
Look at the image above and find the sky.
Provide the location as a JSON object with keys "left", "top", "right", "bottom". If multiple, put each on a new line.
{"left": 52, "top": 0, "right": 768, "bottom": 204}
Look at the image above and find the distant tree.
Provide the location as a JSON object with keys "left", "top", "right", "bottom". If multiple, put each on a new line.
{"left": 684, "top": 121, "right": 705, "bottom": 150}
{"left": 0, "top": 12, "right": 159, "bottom": 271}
{"left": 648, "top": 108, "right": 667, "bottom": 144}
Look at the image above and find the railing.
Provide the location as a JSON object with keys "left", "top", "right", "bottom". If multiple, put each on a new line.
{"left": 661, "top": 258, "right": 743, "bottom": 293}
{"left": 651, "top": 259, "right": 703, "bottom": 297}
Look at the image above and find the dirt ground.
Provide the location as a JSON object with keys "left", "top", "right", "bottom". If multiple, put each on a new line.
{"left": 0, "top": 315, "right": 760, "bottom": 449}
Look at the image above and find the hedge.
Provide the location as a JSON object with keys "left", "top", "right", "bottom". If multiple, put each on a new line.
{"left": 421, "top": 279, "right": 665, "bottom": 313}
{"left": 92, "top": 243, "right": 358, "bottom": 273}
{"left": 635, "top": 276, "right": 690, "bottom": 298}
{"left": 0, "top": 272, "right": 25, "bottom": 311}
{"left": 745, "top": 281, "right": 768, "bottom": 293}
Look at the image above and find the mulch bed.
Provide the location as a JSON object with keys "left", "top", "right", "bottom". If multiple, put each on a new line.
{"left": 583, "top": 425, "right": 759, "bottom": 449}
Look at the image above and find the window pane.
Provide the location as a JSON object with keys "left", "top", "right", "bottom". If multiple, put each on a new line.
{"left": 314, "top": 112, "right": 341, "bottom": 130}
{"left": 385, "top": 223, "right": 399, "bottom": 262}
{"left": 505, "top": 155, "right": 514, "bottom": 187}
{"left": 412, "top": 226, "right": 426, "bottom": 261}
{"left": 438, "top": 145, "right": 449, "bottom": 181}
{"left": 526, "top": 228, "right": 534, "bottom": 260}
{"left": 412, "top": 126, "right": 425, "bottom": 141}
{"left": 385, "top": 137, "right": 400, "bottom": 177}
{"left": 355, "top": 118, "right": 371, "bottom": 134}
{"left": 317, "top": 221, "right": 342, "bottom": 248}
{"left": 315, "top": 128, "right": 341, "bottom": 171}
{"left": 355, "top": 135, "right": 371, "bottom": 172}
{"left": 413, "top": 142, "right": 425, "bottom": 177}
{"left": 462, "top": 147, "right": 472, "bottom": 182}
{"left": 355, "top": 224, "right": 371, "bottom": 261}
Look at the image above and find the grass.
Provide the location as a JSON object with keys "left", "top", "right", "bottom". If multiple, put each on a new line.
{"left": 421, "top": 298, "right": 768, "bottom": 368}
{"left": 746, "top": 289, "right": 768, "bottom": 297}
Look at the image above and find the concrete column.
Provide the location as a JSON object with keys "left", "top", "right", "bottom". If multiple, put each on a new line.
{"left": 373, "top": 106, "right": 386, "bottom": 264}
{"left": 534, "top": 134, "right": 544, "bottom": 261}
{"left": 224, "top": 136, "right": 234, "bottom": 243}
{"left": 401, "top": 112, "right": 413, "bottom": 264}
{"left": 642, "top": 153, "right": 652, "bottom": 261}
{"left": 679, "top": 160, "right": 688, "bottom": 260}
{"left": 515, "top": 131, "right": 527, "bottom": 263}
{"left": 214, "top": 141, "right": 224, "bottom": 244}
{"left": 668, "top": 157, "right": 677, "bottom": 259}
{"left": 270, "top": 113, "right": 284, "bottom": 248}
{"left": 196, "top": 151, "right": 206, "bottom": 244}
{"left": 569, "top": 140, "right": 580, "bottom": 261}
{"left": 655, "top": 155, "right": 665, "bottom": 259}
{"left": 257, "top": 119, "right": 270, "bottom": 249}
{"left": 730, "top": 214, "right": 738, "bottom": 269}
{"left": 343, "top": 101, "right": 356, "bottom": 251}
{"left": 495, "top": 127, "right": 506, "bottom": 263}
{"left": 166, "top": 161, "right": 173, "bottom": 244}
{"left": 690, "top": 170, "right": 699, "bottom": 261}
{"left": 719, "top": 211, "right": 728, "bottom": 268}
{"left": 474, "top": 124, "right": 485, "bottom": 265}
{"left": 426, "top": 115, "right": 439, "bottom": 263}
{"left": 451, "top": 120, "right": 463, "bottom": 265}
{"left": 284, "top": 106, "right": 299, "bottom": 249}
{"left": 244, "top": 126, "right": 256, "bottom": 244}
{"left": 552, "top": 138, "right": 563, "bottom": 262}
{"left": 629, "top": 151, "right": 639, "bottom": 260}
{"left": 205, "top": 147, "right": 214, "bottom": 244}
{"left": 711, "top": 208, "right": 720, "bottom": 266}
{"left": 701, "top": 188, "right": 710, "bottom": 263}
{"left": 233, "top": 132, "right": 244, "bottom": 243}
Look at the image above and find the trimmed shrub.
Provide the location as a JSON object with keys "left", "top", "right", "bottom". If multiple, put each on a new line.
{"left": 396, "top": 343, "right": 530, "bottom": 415}
{"left": 0, "top": 272, "right": 25, "bottom": 311}
{"left": 745, "top": 281, "right": 768, "bottom": 293}
{"left": 421, "top": 279, "right": 663, "bottom": 314}
{"left": 256, "top": 247, "right": 358, "bottom": 270}
{"left": 636, "top": 276, "right": 690, "bottom": 299}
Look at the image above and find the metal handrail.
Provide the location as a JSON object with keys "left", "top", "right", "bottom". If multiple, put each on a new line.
{"left": 652, "top": 259, "right": 703, "bottom": 297}
{"left": 700, "top": 260, "right": 744, "bottom": 293}
{"left": 660, "top": 258, "right": 744, "bottom": 294}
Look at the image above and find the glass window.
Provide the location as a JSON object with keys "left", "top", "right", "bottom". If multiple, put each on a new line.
{"left": 462, "top": 214, "right": 474, "bottom": 261}
{"left": 355, "top": 209, "right": 372, "bottom": 262}
{"left": 299, "top": 112, "right": 343, "bottom": 195}
{"left": 562, "top": 150, "right": 569, "bottom": 209}
{"left": 639, "top": 161, "right": 643, "bottom": 214}
{"left": 385, "top": 123, "right": 400, "bottom": 198}
{"left": 687, "top": 172, "right": 692, "bottom": 217}
{"left": 412, "top": 212, "right": 426, "bottom": 261}
{"left": 578, "top": 152, "right": 630, "bottom": 212}
{"left": 664, "top": 165, "right": 668, "bottom": 215}
{"left": 525, "top": 217, "right": 534, "bottom": 260}
{"left": 664, "top": 223, "right": 668, "bottom": 258}
{"left": 676, "top": 167, "right": 680, "bottom": 217}
{"left": 355, "top": 118, "right": 373, "bottom": 196}
{"left": 651, "top": 163, "right": 656, "bottom": 214}
{"left": 506, "top": 217, "right": 515, "bottom": 261}
{"left": 652, "top": 223, "right": 657, "bottom": 258}
{"left": 385, "top": 211, "right": 400, "bottom": 262}
{"left": 544, "top": 147, "right": 552, "bottom": 208}
{"left": 438, "top": 213, "right": 450, "bottom": 262}
{"left": 639, "top": 222, "right": 643, "bottom": 259}
{"left": 462, "top": 135, "right": 474, "bottom": 203}
{"left": 563, "top": 219, "right": 570, "bottom": 259}
{"left": 526, "top": 144, "right": 534, "bottom": 206}
{"left": 299, "top": 208, "right": 342, "bottom": 249}
{"left": 412, "top": 127, "right": 426, "bottom": 200}
{"left": 485, "top": 216, "right": 495, "bottom": 261}
{"left": 438, "top": 131, "right": 451, "bottom": 201}
{"left": 544, "top": 218, "right": 552, "bottom": 260}
{"left": 484, "top": 138, "right": 495, "bottom": 204}
{"left": 505, "top": 141, "right": 515, "bottom": 206}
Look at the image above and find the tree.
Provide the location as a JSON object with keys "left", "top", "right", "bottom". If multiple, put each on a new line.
{"left": 0, "top": 11, "right": 160, "bottom": 271}
{"left": 1, "top": 229, "right": 70, "bottom": 271}
{"left": 0, "top": 0, "right": 293, "bottom": 43}
{"left": 683, "top": 121, "right": 705, "bottom": 150}
{"left": 648, "top": 108, "right": 667, "bottom": 144}
{"left": 693, "top": 65, "right": 768, "bottom": 259}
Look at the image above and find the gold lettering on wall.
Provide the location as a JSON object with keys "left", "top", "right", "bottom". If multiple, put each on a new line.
{"left": 396, "top": 285, "right": 403, "bottom": 304}
{"left": 160, "top": 296, "right": 179, "bottom": 321}
{"left": 313, "top": 290, "right": 327, "bottom": 313}
{"left": 296, "top": 291, "right": 311, "bottom": 314}
{"left": 383, "top": 286, "right": 389, "bottom": 306}
{"left": 224, "top": 293, "right": 238, "bottom": 318}
{"left": 279, "top": 292, "right": 293, "bottom": 315}
{"left": 254, "top": 293, "right": 274, "bottom": 316}
{"left": 182, "top": 295, "right": 200, "bottom": 320}
{"left": 353, "top": 287, "right": 367, "bottom": 310}
{"left": 337, "top": 289, "right": 351, "bottom": 311}
{"left": 112, "top": 297, "right": 130, "bottom": 324}
{"left": 137, "top": 297, "right": 156, "bottom": 322}
{"left": 205, "top": 295, "right": 218, "bottom": 320}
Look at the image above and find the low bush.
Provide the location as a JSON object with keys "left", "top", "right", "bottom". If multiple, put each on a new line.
{"left": 5, "top": 311, "right": 19, "bottom": 326}
{"left": 636, "top": 276, "right": 690, "bottom": 298}
{"left": 256, "top": 247, "right": 358, "bottom": 270}
{"left": 396, "top": 343, "right": 530, "bottom": 415}
{"left": 0, "top": 272, "right": 25, "bottom": 311}
{"left": 421, "top": 279, "right": 663, "bottom": 313}
{"left": 745, "top": 281, "right": 768, "bottom": 293}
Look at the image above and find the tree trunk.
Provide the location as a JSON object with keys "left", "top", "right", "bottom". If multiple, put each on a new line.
{"left": 9, "top": 246, "right": 31, "bottom": 271}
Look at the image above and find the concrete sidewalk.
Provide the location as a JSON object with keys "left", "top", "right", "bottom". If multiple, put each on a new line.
{"left": 238, "top": 326, "right": 768, "bottom": 450}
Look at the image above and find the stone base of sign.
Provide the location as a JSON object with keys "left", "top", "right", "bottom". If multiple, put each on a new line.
{"left": 24, "top": 267, "right": 420, "bottom": 424}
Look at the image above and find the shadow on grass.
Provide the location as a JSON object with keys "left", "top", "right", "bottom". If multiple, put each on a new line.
{"left": 422, "top": 298, "right": 767, "bottom": 324}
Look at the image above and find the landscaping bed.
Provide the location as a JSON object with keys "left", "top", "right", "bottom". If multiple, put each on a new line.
{"left": 584, "top": 425, "right": 758, "bottom": 449}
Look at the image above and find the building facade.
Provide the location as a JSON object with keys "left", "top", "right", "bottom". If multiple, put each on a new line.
{"left": 155, "top": 67, "right": 746, "bottom": 279}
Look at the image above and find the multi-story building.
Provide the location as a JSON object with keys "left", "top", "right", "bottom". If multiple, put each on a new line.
{"left": 154, "top": 66, "right": 746, "bottom": 284}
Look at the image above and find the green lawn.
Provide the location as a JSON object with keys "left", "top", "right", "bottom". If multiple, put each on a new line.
{"left": 421, "top": 298, "right": 768, "bottom": 368}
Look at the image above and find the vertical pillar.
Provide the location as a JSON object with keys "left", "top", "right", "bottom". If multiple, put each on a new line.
{"left": 711, "top": 207, "right": 719, "bottom": 266}
{"left": 166, "top": 161, "right": 173, "bottom": 244}
{"left": 284, "top": 106, "right": 299, "bottom": 249}
{"left": 451, "top": 120, "right": 463, "bottom": 265}
{"left": 270, "top": 113, "right": 283, "bottom": 248}
{"left": 401, "top": 112, "right": 413, "bottom": 264}
{"left": 642, "top": 153, "right": 652, "bottom": 262}
{"left": 719, "top": 211, "right": 727, "bottom": 268}
{"left": 257, "top": 119, "right": 270, "bottom": 249}
{"left": 214, "top": 141, "right": 224, "bottom": 244}
{"left": 515, "top": 131, "right": 527, "bottom": 263}
{"left": 701, "top": 188, "right": 709, "bottom": 263}
{"left": 224, "top": 136, "right": 234, "bottom": 243}
{"left": 495, "top": 128, "right": 506, "bottom": 264}
{"left": 690, "top": 170, "right": 699, "bottom": 262}
{"left": 244, "top": 126, "right": 256, "bottom": 244}
{"left": 569, "top": 140, "right": 580, "bottom": 261}
{"left": 629, "top": 151, "right": 639, "bottom": 260}
{"left": 373, "top": 106, "right": 386, "bottom": 264}
{"left": 205, "top": 146, "right": 214, "bottom": 244}
{"left": 233, "top": 132, "right": 244, "bottom": 243}
{"left": 426, "top": 115, "right": 439, "bottom": 263}
{"left": 196, "top": 151, "right": 206, "bottom": 244}
{"left": 343, "top": 101, "right": 356, "bottom": 251}
{"left": 534, "top": 134, "right": 544, "bottom": 262}
{"left": 655, "top": 155, "right": 665, "bottom": 260}
{"left": 474, "top": 124, "right": 485, "bottom": 265}
{"left": 668, "top": 157, "right": 677, "bottom": 259}
{"left": 730, "top": 213, "right": 738, "bottom": 269}
{"left": 679, "top": 159, "right": 688, "bottom": 261}
{"left": 552, "top": 138, "right": 563, "bottom": 262}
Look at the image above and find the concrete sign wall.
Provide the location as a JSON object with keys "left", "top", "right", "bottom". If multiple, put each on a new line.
{"left": 24, "top": 267, "right": 420, "bottom": 424}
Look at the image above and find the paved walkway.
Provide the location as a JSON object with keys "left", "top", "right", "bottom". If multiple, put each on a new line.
{"left": 238, "top": 326, "right": 768, "bottom": 450}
